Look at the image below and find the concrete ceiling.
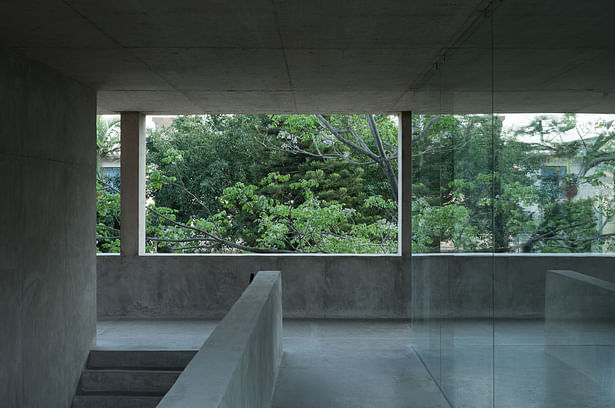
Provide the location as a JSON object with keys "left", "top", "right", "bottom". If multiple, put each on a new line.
{"left": 2, "top": 0, "right": 614, "bottom": 113}
{"left": 415, "top": 0, "right": 615, "bottom": 113}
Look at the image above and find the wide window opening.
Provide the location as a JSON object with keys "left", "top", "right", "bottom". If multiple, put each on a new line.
{"left": 140, "top": 114, "right": 399, "bottom": 254}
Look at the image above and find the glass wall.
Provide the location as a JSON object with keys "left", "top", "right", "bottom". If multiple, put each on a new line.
{"left": 412, "top": 3, "right": 495, "bottom": 406}
{"left": 492, "top": 0, "right": 615, "bottom": 406}
{"left": 412, "top": 1, "right": 615, "bottom": 407}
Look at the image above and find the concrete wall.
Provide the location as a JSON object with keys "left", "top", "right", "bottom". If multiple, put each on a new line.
{"left": 413, "top": 254, "right": 615, "bottom": 319}
{"left": 545, "top": 270, "right": 615, "bottom": 370}
{"left": 97, "top": 255, "right": 409, "bottom": 319}
{"left": 99, "top": 254, "right": 615, "bottom": 320}
{"left": 158, "top": 271, "right": 282, "bottom": 408}
{"left": 0, "top": 48, "right": 96, "bottom": 407}
{"left": 546, "top": 270, "right": 615, "bottom": 321}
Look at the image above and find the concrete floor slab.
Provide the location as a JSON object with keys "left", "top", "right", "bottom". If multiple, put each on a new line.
{"left": 414, "top": 320, "right": 615, "bottom": 408}
{"left": 273, "top": 320, "right": 450, "bottom": 408}
{"left": 94, "top": 319, "right": 615, "bottom": 407}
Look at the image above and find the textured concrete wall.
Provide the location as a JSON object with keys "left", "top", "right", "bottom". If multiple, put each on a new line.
{"left": 546, "top": 270, "right": 615, "bottom": 321}
{"left": 0, "top": 48, "right": 96, "bottom": 408}
{"left": 99, "top": 254, "right": 615, "bottom": 320}
{"left": 97, "top": 255, "right": 409, "bottom": 319}
{"left": 158, "top": 271, "right": 282, "bottom": 408}
{"left": 413, "top": 254, "right": 615, "bottom": 319}
{"left": 545, "top": 269, "right": 615, "bottom": 369}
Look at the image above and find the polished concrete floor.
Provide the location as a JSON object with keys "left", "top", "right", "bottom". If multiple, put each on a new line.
{"left": 271, "top": 320, "right": 450, "bottom": 408}
{"left": 413, "top": 319, "right": 615, "bottom": 408}
{"left": 96, "top": 319, "right": 449, "bottom": 407}
{"left": 95, "top": 319, "right": 615, "bottom": 408}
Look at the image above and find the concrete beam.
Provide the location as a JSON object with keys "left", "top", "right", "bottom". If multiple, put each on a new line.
{"left": 120, "top": 112, "right": 146, "bottom": 256}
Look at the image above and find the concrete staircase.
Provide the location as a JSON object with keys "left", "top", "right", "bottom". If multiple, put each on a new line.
{"left": 72, "top": 350, "right": 196, "bottom": 408}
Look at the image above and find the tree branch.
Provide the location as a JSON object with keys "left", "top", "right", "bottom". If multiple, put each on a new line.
{"left": 147, "top": 205, "right": 295, "bottom": 253}
{"left": 97, "top": 176, "right": 296, "bottom": 253}
{"left": 412, "top": 115, "right": 441, "bottom": 144}
{"left": 365, "top": 114, "right": 398, "bottom": 200}
{"left": 314, "top": 114, "right": 381, "bottom": 162}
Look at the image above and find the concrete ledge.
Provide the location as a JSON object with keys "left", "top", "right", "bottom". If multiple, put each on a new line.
{"left": 157, "top": 271, "right": 283, "bottom": 408}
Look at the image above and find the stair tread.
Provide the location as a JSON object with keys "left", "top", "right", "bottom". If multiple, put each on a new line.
{"left": 73, "top": 350, "right": 191, "bottom": 405}
{"left": 72, "top": 395, "right": 162, "bottom": 408}
{"left": 88, "top": 350, "right": 197, "bottom": 370}
{"left": 78, "top": 369, "right": 181, "bottom": 394}
{"left": 82, "top": 369, "right": 183, "bottom": 373}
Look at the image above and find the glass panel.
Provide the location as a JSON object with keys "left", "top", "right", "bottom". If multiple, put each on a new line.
{"left": 412, "top": 5, "right": 495, "bottom": 407}
{"left": 437, "top": 9, "right": 495, "bottom": 408}
{"left": 414, "top": 1, "right": 615, "bottom": 406}
{"left": 493, "top": 0, "right": 615, "bottom": 407}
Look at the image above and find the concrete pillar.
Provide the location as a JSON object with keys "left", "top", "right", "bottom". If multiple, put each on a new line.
{"left": 120, "top": 112, "right": 146, "bottom": 256}
{"left": 399, "top": 111, "right": 412, "bottom": 256}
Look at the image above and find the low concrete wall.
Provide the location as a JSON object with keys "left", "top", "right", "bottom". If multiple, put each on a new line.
{"left": 97, "top": 255, "right": 408, "bottom": 319}
{"left": 545, "top": 270, "right": 615, "bottom": 367}
{"left": 546, "top": 270, "right": 615, "bottom": 321}
{"left": 157, "top": 271, "right": 283, "bottom": 408}
{"left": 412, "top": 254, "right": 615, "bottom": 319}
{"left": 97, "top": 253, "right": 615, "bottom": 320}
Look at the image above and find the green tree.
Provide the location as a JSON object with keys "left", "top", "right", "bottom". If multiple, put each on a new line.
{"left": 96, "top": 115, "right": 120, "bottom": 174}
{"left": 96, "top": 115, "right": 121, "bottom": 252}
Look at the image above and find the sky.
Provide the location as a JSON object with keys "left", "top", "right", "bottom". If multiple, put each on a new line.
{"left": 101, "top": 113, "right": 615, "bottom": 144}
{"left": 501, "top": 113, "right": 615, "bottom": 143}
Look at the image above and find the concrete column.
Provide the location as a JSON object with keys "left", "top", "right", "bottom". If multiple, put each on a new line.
{"left": 399, "top": 111, "right": 412, "bottom": 257}
{"left": 120, "top": 112, "right": 146, "bottom": 256}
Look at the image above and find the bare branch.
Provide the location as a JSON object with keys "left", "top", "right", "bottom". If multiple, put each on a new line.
{"left": 98, "top": 175, "right": 297, "bottom": 253}
{"left": 145, "top": 237, "right": 216, "bottom": 243}
{"left": 365, "top": 114, "right": 398, "bottom": 200}
{"left": 314, "top": 114, "right": 381, "bottom": 162}
{"left": 147, "top": 205, "right": 295, "bottom": 253}
{"left": 412, "top": 115, "right": 441, "bottom": 144}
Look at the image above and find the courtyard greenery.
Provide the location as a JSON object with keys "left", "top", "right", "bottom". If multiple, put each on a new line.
{"left": 96, "top": 113, "right": 615, "bottom": 254}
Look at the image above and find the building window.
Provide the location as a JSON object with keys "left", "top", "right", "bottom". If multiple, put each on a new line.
{"left": 101, "top": 166, "right": 120, "bottom": 189}
{"left": 540, "top": 166, "right": 567, "bottom": 199}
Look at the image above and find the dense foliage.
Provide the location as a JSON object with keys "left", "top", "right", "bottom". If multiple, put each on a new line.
{"left": 96, "top": 113, "right": 615, "bottom": 254}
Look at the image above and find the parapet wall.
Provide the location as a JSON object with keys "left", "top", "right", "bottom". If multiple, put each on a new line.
{"left": 97, "top": 254, "right": 408, "bottom": 319}
{"left": 157, "top": 271, "right": 282, "bottom": 408}
{"left": 97, "top": 254, "right": 615, "bottom": 320}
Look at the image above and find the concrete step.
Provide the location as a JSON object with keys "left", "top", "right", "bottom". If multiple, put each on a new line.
{"left": 88, "top": 350, "right": 197, "bottom": 370}
{"left": 77, "top": 369, "right": 181, "bottom": 395}
{"left": 72, "top": 395, "right": 162, "bottom": 408}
